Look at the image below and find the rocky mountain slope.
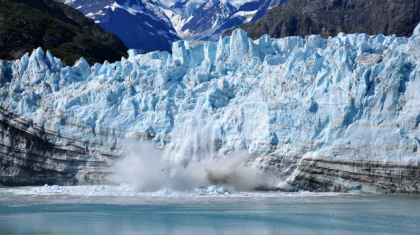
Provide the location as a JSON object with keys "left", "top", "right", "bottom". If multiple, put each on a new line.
{"left": 56, "top": 0, "right": 180, "bottom": 52}
{"left": 247, "top": 0, "right": 287, "bottom": 22}
{"left": 183, "top": 0, "right": 259, "bottom": 41}
{"left": 55, "top": 0, "right": 288, "bottom": 46}
{"left": 2, "top": 23, "right": 420, "bottom": 193}
{"left": 178, "top": 0, "right": 288, "bottom": 41}
{"left": 180, "top": 0, "right": 238, "bottom": 37}
{"left": 0, "top": 0, "right": 128, "bottom": 66}
{"left": 225, "top": 0, "right": 420, "bottom": 39}
{"left": 162, "top": 0, "right": 205, "bottom": 36}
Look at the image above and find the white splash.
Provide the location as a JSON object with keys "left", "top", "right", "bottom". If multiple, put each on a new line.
{"left": 114, "top": 105, "right": 278, "bottom": 192}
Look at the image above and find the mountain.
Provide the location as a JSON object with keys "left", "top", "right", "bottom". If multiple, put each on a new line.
{"left": 54, "top": 0, "right": 284, "bottom": 46}
{"left": 169, "top": 0, "right": 205, "bottom": 17}
{"left": 183, "top": 0, "right": 269, "bottom": 41}
{"left": 168, "top": 0, "right": 288, "bottom": 41}
{"left": 56, "top": 0, "right": 180, "bottom": 52}
{"left": 161, "top": 0, "right": 205, "bottom": 36}
{"left": 236, "top": 0, "right": 266, "bottom": 11}
{"left": 248, "top": 0, "right": 287, "bottom": 21}
{"left": 2, "top": 22, "right": 420, "bottom": 193}
{"left": 184, "top": 7, "right": 257, "bottom": 41}
{"left": 0, "top": 0, "right": 128, "bottom": 66}
{"left": 180, "top": 0, "right": 238, "bottom": 37}
{"left": 164, "top": 0, "right": 241, "bottom": 39}
{"left": 225, "top": 0, "right": 420, "bottom": 39}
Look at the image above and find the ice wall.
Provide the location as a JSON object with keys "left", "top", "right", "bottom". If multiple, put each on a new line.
{"left": 2, "top": 25, "right": 420, "bottom": 192}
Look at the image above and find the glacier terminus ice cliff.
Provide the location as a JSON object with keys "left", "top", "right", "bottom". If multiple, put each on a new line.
{"left": 2, "top": 24, "right": 420, "bottom": 194}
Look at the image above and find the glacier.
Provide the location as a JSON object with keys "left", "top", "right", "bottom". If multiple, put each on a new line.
{"left": 2, "top": 25, "right": 420, "bottom": 193}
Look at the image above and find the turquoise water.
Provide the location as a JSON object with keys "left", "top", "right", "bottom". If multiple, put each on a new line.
{"left": 0, "top": 188, "right": 420, "bottom": 235}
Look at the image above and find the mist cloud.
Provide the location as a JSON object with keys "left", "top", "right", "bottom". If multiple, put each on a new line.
{"left": 114, "top": 140, "right": 279, "bottom": 192}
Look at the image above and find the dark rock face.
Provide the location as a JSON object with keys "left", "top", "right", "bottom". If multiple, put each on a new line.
{"left": 225, "top": 0, "right": 420, "bottom": 39}
{"left": 0, "top": 107, "right": 117, "bottom": 186}
{"left": 288, "top": 157, "right": 420, "bottom": 194}
{"left": 237, "top": 0, "right": 267, "bottom": 12}
{"left": 249, "top": 0, "right": 288, "bottom": 22}
{"left": 56, "top": 0, "right": 180, "bottom": 52}
{"left": 0, "top": 0, "right": 128, "bottom": 66}
{"left": 253, "top": 153, "right": 420, "bottom": 194}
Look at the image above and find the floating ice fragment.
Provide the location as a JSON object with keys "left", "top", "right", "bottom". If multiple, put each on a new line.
{"left": 94, "top": 185, "right": 106, "bottom": 191}
{"left": 118, "top": 183, "right": 135, "bottom": 192}
{"left": 193, "top": 185, "right": 229, "bottom": 195}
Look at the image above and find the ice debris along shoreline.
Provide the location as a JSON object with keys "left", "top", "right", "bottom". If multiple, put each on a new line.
{"left": 2, "top": 25, "right": 420, "bottom": 193}
{"left": 7, "top": 184, "right": 347, "bottom": 199}
{"left": 34, "top": 184, "right": 229, "bottom": 196}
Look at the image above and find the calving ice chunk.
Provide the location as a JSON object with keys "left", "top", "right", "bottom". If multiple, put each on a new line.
{"left": 2, "top": 25, "right": 420, "bottom": 193}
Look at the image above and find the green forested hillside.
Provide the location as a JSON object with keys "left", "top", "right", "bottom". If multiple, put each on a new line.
{"left": 0, "top": 0, "right": 128, "bottom": 65}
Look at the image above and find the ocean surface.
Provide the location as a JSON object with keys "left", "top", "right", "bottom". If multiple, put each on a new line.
{"left": 0, "top": 186, "right": 419, "bottom": 235}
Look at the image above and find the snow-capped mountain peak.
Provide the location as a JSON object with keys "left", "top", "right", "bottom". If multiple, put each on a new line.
{"left": 103, "top": 2, "right": 146, "bottom": 16}
{"left": 56, "top": 0, "right": 179, "bottom": 52}
{"left": 164, "top": 0, "right": 284, "bottom": 41}
{"left": 56, "top": 0, "right": 288, "bottom": 51}
{"left": 179, "top": 0, "right": 238, "bottom": 37}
